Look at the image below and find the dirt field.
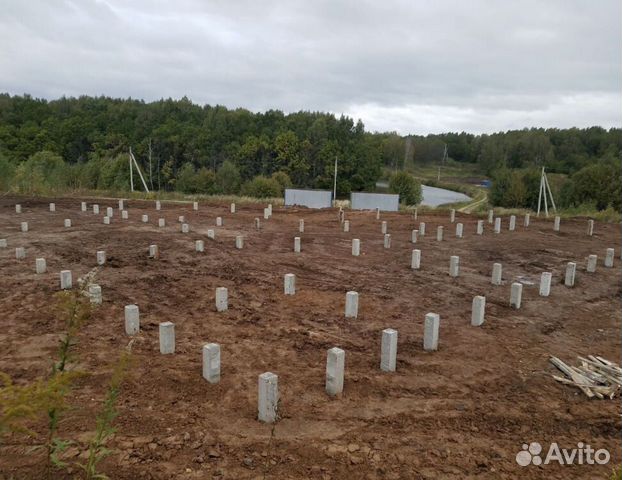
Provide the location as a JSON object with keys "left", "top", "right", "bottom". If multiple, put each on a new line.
{"left": 0, "top": 195, "right": 620, "bottom": 479}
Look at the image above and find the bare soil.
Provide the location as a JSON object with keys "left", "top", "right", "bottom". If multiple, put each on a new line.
{"left": 0, "top": 195, "right": 620, "bottom": 479}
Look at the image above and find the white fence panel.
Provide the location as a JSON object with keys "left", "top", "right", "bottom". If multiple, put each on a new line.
{"left": 350, "top": 192, "right": 399, "bottom": 211}
{"left": 284, "top": 189, "right": 333, "bottom": 209}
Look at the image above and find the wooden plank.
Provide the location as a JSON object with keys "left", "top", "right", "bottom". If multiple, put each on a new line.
{"left": 550, "top": 356, "right": 575, "bottom": 378}
{"left": 550, "top": 357, "right": 595, "bottom": 398}
{"left": 594, "top": 356, "right": 622, "bottom": 374}
{"left": 578, "top": 356, "right": 622, "bottom": 378}
{"left": 595, "top": 356, "right": 619, "bottom": 368}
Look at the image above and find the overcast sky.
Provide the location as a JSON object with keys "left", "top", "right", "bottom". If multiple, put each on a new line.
{"left": 1, "top": 0, "right": 620, "bottom": 134}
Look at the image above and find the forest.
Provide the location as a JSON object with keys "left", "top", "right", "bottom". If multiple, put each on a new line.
{"left": 0, "top": 94, "right": 620, "bottom": 210}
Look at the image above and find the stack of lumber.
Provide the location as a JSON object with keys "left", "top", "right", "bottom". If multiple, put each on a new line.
{"left": 550, "top": 355, "right": 622, "bottom": 399}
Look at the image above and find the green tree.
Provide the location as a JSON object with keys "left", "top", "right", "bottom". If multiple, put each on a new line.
{"left": 519, "top": 168, "right": 542, "bottom": 210}
{"left": 274, "top": 131, "right": 309, "bottom": 185}
{"left": 490, "top": 169, "right": 527, "bottom": 208}
{"left": 560, "top": 160, "right": 622, "bottom": 211}
{"left": 0, "top": 94, "right": 620, "bottom": 208}
{"left": 382, "top": 134, "right": 404, "bottom": 170}
{"left": 215, "top": 160, "right": 241, "bottom": 194}
{"left": 175, "top": 162, "right": 197, "bottom": 193}
{"left": 505, "top": 171, "right": 527, "bottom": 207}
{"left": 0, "top": 153, "right": 15, "bottom": 191}
{"left": 160, "top": 158, "right": 175, "bottom": 191}
{"left": 194, "top": 167, "right": 216, "bottom": 194}
{"left": 97, "top": 155, "right": 131, "bottom": 191}
{"left": 77, "top": 156, "right": 105, "bottom": 190}
{"left": 388, "top": 171, "right": 422, "bottom": 205}
{"left": 13, "top": 151, "right": 69, "bottom": 194}
{"left": 237, "top": 135, "right": 269, "bottom": 180}
{"left": 489, "top": 169, "right": 511, "bottom": 206}
{"left": 479, "top": 136, "right": 505, "bottom": 174}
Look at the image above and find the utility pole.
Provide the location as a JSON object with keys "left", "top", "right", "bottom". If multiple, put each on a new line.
{"left": 148, "top": 138, "right": 153, "bottom": 190}
{"left": 129, "top": 147, "right": 134, "bottom": 191}
{"left": 129, "top": 148, "right": 150, "bottom": 192}
{"left": 536, "top": 166, "right": 556, "bottom": 217}
{"left": 438, "top": 143, "right": 447, "bottom": 181}
{"left": 333, "top": 156, "right": 338, "bottom": 206}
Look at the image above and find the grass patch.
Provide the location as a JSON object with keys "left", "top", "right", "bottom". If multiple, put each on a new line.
{"left": 3, "top": 188, "right": 285, "bottom": 207}
{"left": 406, "top": 160, "right": 484, "bottom": 182}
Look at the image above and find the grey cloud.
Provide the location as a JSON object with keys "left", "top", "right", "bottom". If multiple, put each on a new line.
{"left": 0, "top": 0, "right": 619, "bottom": 133}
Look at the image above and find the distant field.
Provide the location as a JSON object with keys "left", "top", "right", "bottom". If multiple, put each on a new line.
{"left": 407, "top": 160, "right": 485, "bottom": 184}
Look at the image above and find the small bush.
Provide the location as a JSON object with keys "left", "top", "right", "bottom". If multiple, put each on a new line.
{"left": 80, "top": 344, "right": 132, "bottom": 480}
{"left": 0, "top": 287, "right": 91, "bottom": 478}
{"left": 271, "top": 171, "right": 292, "bottom": 195}
{"left": 389, "top": 171, "right": 422, "bottom": 205}
{"left": 240, "top": 176, "right": 282, "bottom": 198}
{"left": 0, "top": 372, "right": 77, "bottom": 439}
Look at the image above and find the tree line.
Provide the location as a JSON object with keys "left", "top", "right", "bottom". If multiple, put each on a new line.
{"left": 0, "top": 94, "right": 382, "bottom": 197}
{"left": 0, "top": 94, "right": 619, "bottom": 209}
